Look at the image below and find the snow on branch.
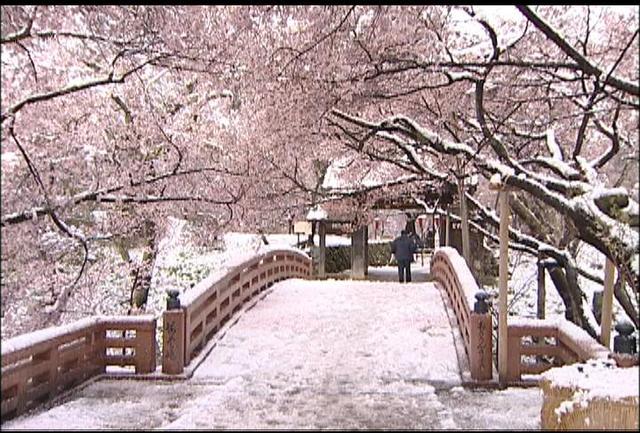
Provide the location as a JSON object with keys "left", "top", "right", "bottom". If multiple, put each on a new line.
{"left": 1, "top": 55, "right": 166, "bottom": 123}
{"left": 545, "top": 129, "right": 563, "bottom": 161}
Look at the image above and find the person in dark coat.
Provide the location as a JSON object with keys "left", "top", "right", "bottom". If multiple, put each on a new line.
{"left": 391, "top": 230, "right": 417, "bottom": 283}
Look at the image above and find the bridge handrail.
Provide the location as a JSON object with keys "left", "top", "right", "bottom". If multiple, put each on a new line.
{"left": 506, "top": 316, "right": 612, "bottom": 383}
{"left": 430, "top": 247, "right": 493, "bottom": 381}
{"left": 1, "top": 315, "right": 156, "bottom": 421}
{"left": 162, "top": 247, "right": 311, "bottom": 373}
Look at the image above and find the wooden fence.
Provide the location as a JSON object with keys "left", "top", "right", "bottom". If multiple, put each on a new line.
{"left": 505, "top": 317, "right": 612, "bottom": 383}
{"left": 162, "top": 248, "right": 311, "bottom": 373}
{"left": 430, "top": 247, "right": 493, "bottom": 381}
{"left": 1, "top": 315, "right": 156, "bottom": 421}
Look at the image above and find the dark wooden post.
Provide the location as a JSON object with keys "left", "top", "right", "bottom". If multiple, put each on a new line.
{"left": 445, "top": 207, "right": 451, "bottom": 247}
{"left": 351, "top": 225, "right": 368, "bottom": 279}
{"left": 537, "top": 253, "right": 546, "bottom": 320}
{"left": 458, "top": 177, "right": 471, "bottom": 265}
{"left": 318, "top": 220, "right": 326, "bottom": 279}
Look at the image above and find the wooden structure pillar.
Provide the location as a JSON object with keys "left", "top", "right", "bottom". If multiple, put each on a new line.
{"left": 537, "top": 253, "right": 546, "bottom": 320}
{"left": 497, "top": 186, "right": 511, "bottom": 386}
{"left": 459, "top": 178, "right": 471, "bottom": 265}
{"left": 351, "top": 225, "right": 368, "bottom": 279}
{"left": 600, "top": 258, "right": 616, "bottom": 348}
{"left": 445, "top": 207, "right": 451, "bottom": 247}
{"left": 318, "top": 221, "right": 326, "bottom": 279}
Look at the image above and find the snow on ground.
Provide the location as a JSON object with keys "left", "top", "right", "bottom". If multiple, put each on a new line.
{"left": 3, "top": 278, "right": 542, "bottom": 430}
{"left": 3, "top": 218, "right": 634, "bottom": 429}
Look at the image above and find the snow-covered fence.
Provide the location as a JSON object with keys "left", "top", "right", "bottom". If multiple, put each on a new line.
{"left": 1, "top": 315, "right": 156, "bottom": 421}
{"left": 505, "top": 317, "right": 612, "bottom": 383}
{"left": 162, "top": 247, "right": 311, "bottom": 374}
{"left": 430, "top": 247, "right": 493, "bottom": 381}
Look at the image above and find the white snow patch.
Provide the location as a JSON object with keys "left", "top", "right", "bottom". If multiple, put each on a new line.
{"left": 306, "top": 205, "right": 327, "bottom": 220}
{"left": 544, "top": 359, "right": 639, "bottom": 402}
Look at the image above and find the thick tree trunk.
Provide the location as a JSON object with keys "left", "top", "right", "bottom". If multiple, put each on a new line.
{"left": 128, "top": 220, "right": 157, "bottom": 314}
{"left": 614, "top": 270, "right": 640, "bottom": 329}
{"left": 546, "top": 263, "right": 597, "bottom": 338}
{"left": 509, "top": 195, "right": 598, "bottom": 338}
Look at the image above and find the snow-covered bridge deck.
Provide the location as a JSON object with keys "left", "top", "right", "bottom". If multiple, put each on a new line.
{"left": 3, "top": 277, "right": 542, "bottom": 430}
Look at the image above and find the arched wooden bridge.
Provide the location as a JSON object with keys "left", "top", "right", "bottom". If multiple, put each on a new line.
{"left": 1, "top": 247, "right": 617, "bottom": 429}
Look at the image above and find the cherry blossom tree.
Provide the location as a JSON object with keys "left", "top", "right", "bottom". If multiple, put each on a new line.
{"left": 1, "top": 5, "right": 638, "bottom": 340}
{"left": 240, "top": 5, "right": 638, "bottom": 335}
{"left": 317, "top": 5, "right": 639, "bottom": 335}
{"left": 0, "top": 5, "right": 269, "bottom": 333}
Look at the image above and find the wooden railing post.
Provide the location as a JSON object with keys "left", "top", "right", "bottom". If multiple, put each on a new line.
{"left": 506, "top": 330, "right": 522, "bottom": 382}
{"left": 469, "top": 312, "right": 493, "bottom": 380}
{"left": 162, "top": 308, "right": 185, "bottom": 375}
{"left": 93, "top": 323, "right": 107, "bottom": 374}
{"left": 136, "top": 320, "right": 157, "bottom": 374}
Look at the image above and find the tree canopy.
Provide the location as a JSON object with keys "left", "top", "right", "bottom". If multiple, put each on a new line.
{"left": 1, "top": 5, "right": 638, "bottom": 336}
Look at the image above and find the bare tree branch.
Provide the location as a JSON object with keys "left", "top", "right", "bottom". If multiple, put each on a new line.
{"left": 516, "top": 5, "right": 639, "bottom": 96}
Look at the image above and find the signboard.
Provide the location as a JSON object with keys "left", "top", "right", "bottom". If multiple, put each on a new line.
{"left": 293, "top": 221, "right": 312, "bottom": 235}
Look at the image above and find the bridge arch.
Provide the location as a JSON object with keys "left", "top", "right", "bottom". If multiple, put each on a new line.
{"left": 162, "top": 247, "right": 311, "bottom": 374}
{"left": 430, "top": 247, "right": 493, "bottom": 381}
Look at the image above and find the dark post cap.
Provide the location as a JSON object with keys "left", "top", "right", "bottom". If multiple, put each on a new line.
{"left": 166, "top": 289, "right": 181, "bottom": 310}
{"left": 615, "top": 320, "right": 635, "bottom": 336}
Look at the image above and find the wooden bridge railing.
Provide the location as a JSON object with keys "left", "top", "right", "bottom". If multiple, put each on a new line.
{"left": 430, "top": 247, "right": 493, "bottom": 381}
{"left": 1, "top": 246, "right": 311, "bottom": 422}
{"left": 162, "top": 247, "right": 311, "bottom": 374}
{"left": 1, "top": 315, "right": 156, "bottom": 421}
{"left": 505, "top": 317, "right": 612, "bottom": 383}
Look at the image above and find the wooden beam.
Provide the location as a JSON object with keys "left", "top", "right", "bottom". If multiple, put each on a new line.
{"left": 459, "top": 179, "right": 471, "bottom": 264}
{"left": 445, "top": 207, "right": 450, "bottom": 247}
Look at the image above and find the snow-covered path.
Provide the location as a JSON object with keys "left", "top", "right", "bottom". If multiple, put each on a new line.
{"left": 3, "top": 278, "right": 542, "bottom": 430}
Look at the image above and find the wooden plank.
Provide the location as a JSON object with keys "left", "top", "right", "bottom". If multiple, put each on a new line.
{"left": 58, "top": 342, "right": 92, "bottom": 363}
{"left": 103, "top": 338, "right": 138, "bottom": 349}
{"left": 508, "top": 324, "right": 557, "bottom": 338}
{"left": 520, "top": 343, "right": 560, "bottom": 357}
{"left": 102, "top": 354, "right": 136, "bottom": 367}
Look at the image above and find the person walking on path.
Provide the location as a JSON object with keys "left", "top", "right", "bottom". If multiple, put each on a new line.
{"left": 391, "top": 230, "right": 417, "bottom": 283}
